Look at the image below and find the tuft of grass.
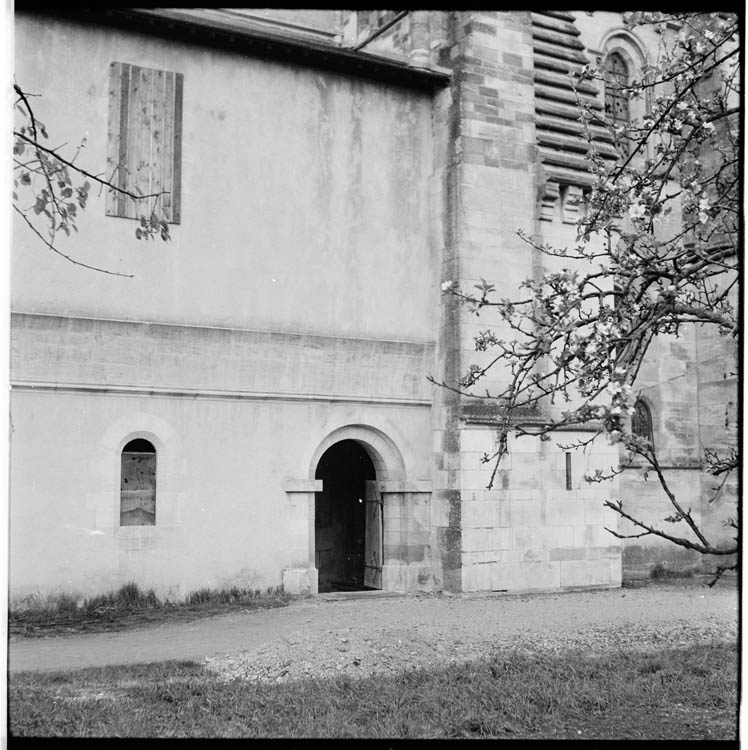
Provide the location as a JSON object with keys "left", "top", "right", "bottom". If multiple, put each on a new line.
{"left": 8, "top": 643, "right": 738, "bottom": 739}
{"left": 10, "top": 583, "right": 292, "bottom": 638}
{"left": 185, "top": 585, "right": 289, "bottom": 608}
{"left": 649, "top": 562, "right": 696, "bottom": 580}
{"left": 12, "top": 591, "right": 80, "bottom": 616}
{"left": 83, "top": 583, "right": 161, "bottom": 613}
{"left": 188, "top": 586, "right": 269, "bottom": 606}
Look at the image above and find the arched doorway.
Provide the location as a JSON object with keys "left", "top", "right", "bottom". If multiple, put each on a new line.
{"left": 314, "top": 439, "right": 381, "bottom": 592}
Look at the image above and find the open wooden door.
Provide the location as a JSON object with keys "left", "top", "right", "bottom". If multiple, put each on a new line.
{"left": 363, "top": 480, "right": 382, "bottom": 589}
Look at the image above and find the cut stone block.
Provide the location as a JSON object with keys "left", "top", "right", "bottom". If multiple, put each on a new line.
{"left": 490, "top": 561, "right": 561, "bottom": 591}
{"left": 559, "top": 559, "right": 614, "bottom": 588}
{"left": 462, "top": 562, "right": 492, "bottom": 591}
{"left": 462, "top": 526, "right": 493, "bottom": 552}
{"left": 282, "top": 567, "right": 317, "bottom": 595}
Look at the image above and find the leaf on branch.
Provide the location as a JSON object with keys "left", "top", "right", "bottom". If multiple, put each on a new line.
{"left": 474, "top": 278, "right": 496, "bottom": 295}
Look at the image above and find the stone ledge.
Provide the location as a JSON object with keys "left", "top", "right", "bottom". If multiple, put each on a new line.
{"left": 284, "top": 479, "right": 324, "bottom": 493}
{"left": 11, "top": 313, "right": 435, "bottom": 404}
{"left": 379, "top": 480, "right": 432, "bottom": 493}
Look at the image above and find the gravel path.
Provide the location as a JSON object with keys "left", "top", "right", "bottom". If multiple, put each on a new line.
{"left": 10, "top": 582, "right": 738, "bottom": 680}
{"left": 205, "top": 584, "right": 738, "bottom": 684}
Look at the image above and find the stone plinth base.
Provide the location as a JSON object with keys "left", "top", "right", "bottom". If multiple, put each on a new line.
{"left": 282, "top": 567, "right": 318, "bottom": 595}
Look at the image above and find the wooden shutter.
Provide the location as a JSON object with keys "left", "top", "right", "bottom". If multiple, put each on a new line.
{"left": 120, "top": 450, "right": 157, "bottom": 526}
{"left": 106, "top": 62, "right": 183, "bottom": 223}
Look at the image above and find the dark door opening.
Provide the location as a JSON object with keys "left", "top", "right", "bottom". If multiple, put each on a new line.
{"left": 314, "top": 439, "right": 380, "bottom": 593}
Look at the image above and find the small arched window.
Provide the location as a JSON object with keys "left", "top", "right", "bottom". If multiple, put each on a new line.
{"left": 604, "top": 52, "right": 630, "bottom": 127}
{"left": 120, "top": 438, "right": 156, "bottom": 526}
{"left": 631, "top": 399, "right": 654, "bottom": 447}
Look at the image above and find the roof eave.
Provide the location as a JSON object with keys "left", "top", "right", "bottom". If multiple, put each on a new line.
{"left": 25, "top": 7, "right": 452, "bottom": 91}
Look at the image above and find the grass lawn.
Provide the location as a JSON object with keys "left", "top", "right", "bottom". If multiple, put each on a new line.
{"left": 9, "top": 643, "right": 737, "bottom": 739}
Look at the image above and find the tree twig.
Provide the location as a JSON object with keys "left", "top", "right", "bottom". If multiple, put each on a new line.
{"left": 14, "top": 206, "right": 134, "bottom": 278}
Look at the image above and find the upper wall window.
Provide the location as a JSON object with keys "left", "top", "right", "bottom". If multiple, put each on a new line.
{"left": 106, "top": 62, "right": 183, "bottom": 224}
{"left": 631, "top": 399, "right": 654, "bottom": 447}
{"left": 120, "top": 438, "right": 157, "bottom": 526}
{"left": 603, "top": 52, "right": 630, "bottom": 127}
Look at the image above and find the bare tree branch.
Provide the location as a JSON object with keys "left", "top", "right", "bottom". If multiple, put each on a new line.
{"left": 437, "top": 13, "right": 739, "bottom": 576}
{"left": 14, "top": 82, "right": 172, "bottom": 273}
{"left": 14, "top": 206, "right": 134, "bottom": 277}
{"left": 14, "top": 131, "right": 168, "bottom": 203}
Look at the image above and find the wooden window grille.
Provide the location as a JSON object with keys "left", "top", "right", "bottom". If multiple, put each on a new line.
{"left": 604, "top": 52, "right": 630, "bottom": 128}
{"left": 120, "top": 438, "right": 157, "bottom": 526}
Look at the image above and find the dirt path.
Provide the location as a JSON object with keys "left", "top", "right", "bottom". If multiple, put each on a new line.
{"left": 8, "top": 583, "right": 738, "bottom": 678}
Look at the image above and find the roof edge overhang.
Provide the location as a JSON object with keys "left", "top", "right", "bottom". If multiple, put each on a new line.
{"left": 18, "top": 7, "right": 452, "bottom": 91}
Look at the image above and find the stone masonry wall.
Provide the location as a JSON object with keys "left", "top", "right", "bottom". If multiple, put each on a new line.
{"left": 430, "top": 10, "right": 463, "bottom": 593}
{"left": 437, "top": 11, "right": 622, "bottom": 593}
{"left": 11, "top": 313, "right": 434, "bottom": 404}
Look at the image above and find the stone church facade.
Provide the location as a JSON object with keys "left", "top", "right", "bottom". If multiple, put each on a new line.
{"left": 11, "top": 10, "right": 737, "bottom": 599}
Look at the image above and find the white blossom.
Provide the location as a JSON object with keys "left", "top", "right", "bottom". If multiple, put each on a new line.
{"left": 698, "top": 197, "right": 711, "bottom": 224}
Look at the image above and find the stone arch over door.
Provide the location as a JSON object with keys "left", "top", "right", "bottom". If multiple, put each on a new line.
{"left": 283, "top": 424, "right": 430, "bottom": 595}
{"left": 309, "top": 425, "right": 407, "bottom": 592}
{"left": 306, "top": 424, "right": 407, "bottom": 483}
